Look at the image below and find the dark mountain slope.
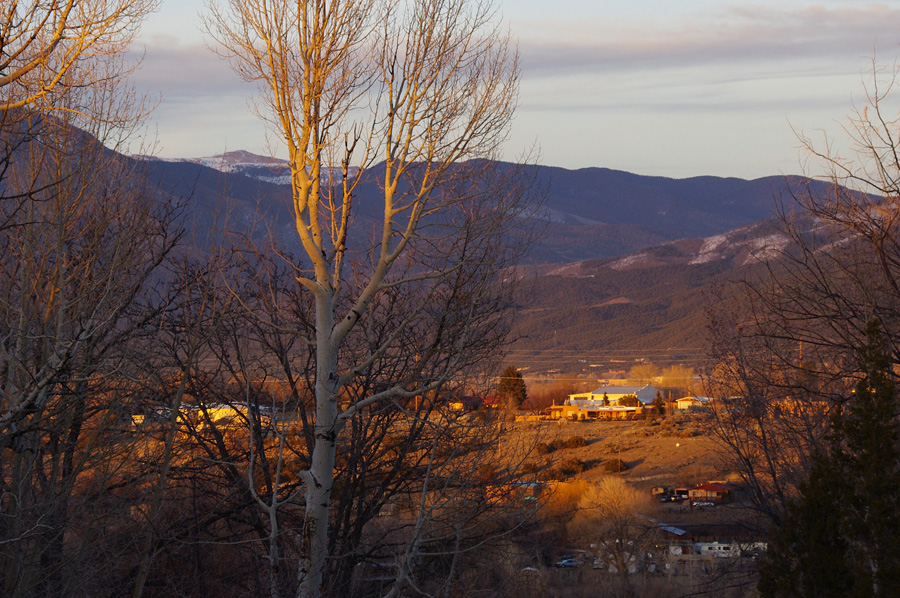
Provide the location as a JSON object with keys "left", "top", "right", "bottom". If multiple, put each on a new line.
{"left": 515, "top": 261, "right": 729, "bottom": 352}
{"left": 525, "top": 165, "right": 823, "bottom": 262}
{"left": 142, "top": 159, "right": 298, "bottom": 249}
{"left": 146, "top": 152, "right": 830, "bottom": 264}
{"left": 532, "top": 165, "right": 805, "bottom": 232}
{"left": 508, "top": 218, "right": 791, "bottom": 374}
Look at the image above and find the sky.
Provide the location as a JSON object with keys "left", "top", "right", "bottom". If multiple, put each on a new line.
{"left": 131, "top": 1, "right": 900, "bottom": 179}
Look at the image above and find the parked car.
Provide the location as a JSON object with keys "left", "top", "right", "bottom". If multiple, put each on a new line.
{"left": 555, "top": 558, "right": 584, "bottom": 568}
{"left": 693, "top": 500, "right": 715, "bottom": 507}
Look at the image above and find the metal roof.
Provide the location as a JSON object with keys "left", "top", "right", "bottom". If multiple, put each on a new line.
{"left": 590, "top": 385, "right": 647, "bottom": 395}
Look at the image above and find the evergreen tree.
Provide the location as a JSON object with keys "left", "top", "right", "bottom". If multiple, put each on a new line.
{"left": 619, "top": 394, "right": 640, "bottom": 407}
{"left": 836, "top": 318, "right": 900, "bottom": 597}
{"left": 497, "top": 366, "right": 527, "bottom": 410}
{"left": 758, "top": 451, "right": 853, "bottom": 598}
{"left": 652, "top": 391, "right": 666, "bottom": 417}
{"left": 759, "top": 318, "right": 900, "bottom": 598}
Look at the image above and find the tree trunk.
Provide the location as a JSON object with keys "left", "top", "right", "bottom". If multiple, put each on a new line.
{"left": 298, "top": 295, "right": 341, "bottom": 598}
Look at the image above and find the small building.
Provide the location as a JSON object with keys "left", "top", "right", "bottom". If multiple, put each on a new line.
{"left": 689, "top": 482, "right": 737, "bottom": 504}
{"left": 545, "top": 384, "right": 663, "bottom": 420}
{"left": 675, "top": 396, "right": 711, "bottom": 410}
{"left": 657, "top": 522, "right": 766, "bottom": 575}
{"left": 448, "top": 395, "right": 485, "bottom": 412}
{"left": 546, "top": 403, "right": 641, "bottom": 421}
{"left": 696, "top": 542, "right": 740, "bottom": 558}
{"left": 481, "top": 396, "right": 500, "bottom": 409}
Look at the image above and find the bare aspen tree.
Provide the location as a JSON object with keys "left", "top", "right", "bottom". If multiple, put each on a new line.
{"left": 0, "top": 109, "right": 180, "bottom": 597}
{"left": 205, "top": 0, "right": 528, "bottom": 595}
{"left": 0, "top": 0, "right": 164, "bottom": 437}
{"left": 0, "top": 0, "right": 158, "bottom": 112}
{"left": 569, "top": 477, "right": 654, "bottom": 597}
{"left": 709, "top": 62, "right": 900, "bottom": 523}
{"left": 0, "top": 0, "right": 158, "bottom": 240}
{"left": 0, "top": 5, "right": 178, "bottom": 593}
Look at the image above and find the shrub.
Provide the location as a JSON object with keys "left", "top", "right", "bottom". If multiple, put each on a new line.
{"left": 535, "top": 442, "right": 555, "bottom": 455}
{"left": 521, "top": 462, "right": 541, "bottom": 474}
{"left": 558, "top": 458, "right": 587, "bottom": 476}
{"left": 536, "top": 436, "right": 586, "bottom": 455}
{"left": 563, "top": 436, "right": 587, "bottom": 449}
{"left": 603, "top": 458, "right": 627, "bottom": 473}
{"left": 546, "top": 458, "right": 588, "bottom": 480}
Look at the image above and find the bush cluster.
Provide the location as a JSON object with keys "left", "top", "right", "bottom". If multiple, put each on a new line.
{"left": 603, "top": 458, "right": 628, "bottom": 472}
{"left": 535, "top": 435, "right": 587, "bottom": 455}
{"left": 546, "top": 457, "right": 588, "bottom": 480}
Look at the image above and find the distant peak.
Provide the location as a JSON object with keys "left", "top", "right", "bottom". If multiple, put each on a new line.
{"left": 188, "top": 151, "right": 290, "bottom": 170}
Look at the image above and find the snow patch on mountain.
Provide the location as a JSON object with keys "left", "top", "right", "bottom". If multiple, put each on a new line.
{"left": 601, "top": 220, "right": 795, "bottom": 272}
{"left": 689, "top": 233, "right": 729, "bottom": 265}
{"left": 538, "top": 207, "right": 605, "bottom": 226}
{"left": 191, "top": 150, "right": 288, "bottom": 170}
{"left": 609, "top": 252, "right": 654, "bottom": 271}
{"left": 139, "top": 150, "right": 358, "bottom": 186}
{"left": 741, "top": 233, "right": 790, "bottom": 265}
{"left": 546, "top": 262, "right": 597, "bottom": 277}
{"left": 187, "top": 151, "right": 293, "bottom": 184}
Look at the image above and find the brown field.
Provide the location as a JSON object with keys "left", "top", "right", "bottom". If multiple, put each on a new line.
{"left": 491, "top": 414, "right": 762, "bottom": 597}
{"left": 503, "top": 412, "right": 762, "bottom": 529}
{"left": 505, "top": 413, "right": 731, "bottom": 487}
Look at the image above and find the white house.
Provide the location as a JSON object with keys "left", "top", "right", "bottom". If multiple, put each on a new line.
{"left": 568, "top": 385, "right": 661, "bottom": 406}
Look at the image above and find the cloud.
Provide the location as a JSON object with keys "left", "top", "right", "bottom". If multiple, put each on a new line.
{"left": 519, "top": 94, "right": 845, "bottom": 115}
{"left": 124, "top": 39, "right": 267, "bottom": 158}
{"left": 516, "top": 4, "right": 900, "bottom": 77}
{"left": 128, "top": 40, "right": 251, "bottom": 100}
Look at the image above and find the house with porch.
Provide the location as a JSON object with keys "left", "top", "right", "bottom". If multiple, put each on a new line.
{"left": 546, "top": 384, "right": 661, "bottom": 420}
{"left": 568, "top": 384, "right": 661, "bottom": 406}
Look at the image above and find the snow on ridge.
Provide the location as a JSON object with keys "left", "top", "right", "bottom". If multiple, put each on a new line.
{"left": 748, "top": 233, "right": 789, "bottom": 252}
{"left": 547, "top": 262, "right": 586, "bottom": 276}
{"left": 148, "top": 150, "right": 358, "bottom": 185}
{"left": 537, "top": 207, "right": 604, "bottom": 225}
{"left": 741, "top": 233, "right": 790, "bottom": 265}
{"left": 609, "top": 252, "right": 652, "bottom": 271}
{"left": 689, "top": 233, "right": 729, "bottom": 264}
{"left": 192, "top": 150, "right": 288, "bottom": 168}
{"left": 191, "top": 153, "right": 289, "bottom": 174}
{"left": 132, "top": 154, "right": 181, "bottom": 163}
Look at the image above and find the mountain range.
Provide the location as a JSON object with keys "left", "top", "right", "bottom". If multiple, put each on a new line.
{"left": 145, "top": 150, "right": 822, "bottom": 259}
{"left": 141, "top": 151, "right": 831, "bottom": 376}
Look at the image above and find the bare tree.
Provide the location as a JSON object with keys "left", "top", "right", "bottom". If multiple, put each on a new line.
{"left": 627, "top": 363, "right": 659, "bottom": 385}
{"left": 569, "top": 477, "right": 655, "bottom": 598}
{"left": 0, "top": 0, "right": 158, "bottom": 113}
{"left": 217, "top": 236, "right": 535, "bottom": 596}
{"left": 205, "top": 0, "right": 533, "bottom": 596}
{"left": 0, "top": 0, "right": 169, "bottom": 454}
{"left": 0, "top": 12, "right": 182, "bottom": 590}
{"left": 0, "top": 109, "right": 180, "bottom": 597}
{"left": 709, "top": 61, "right": 900, "bottom": 523}
{"left": 0, "top": 0, "right": 159, "bottom": 246}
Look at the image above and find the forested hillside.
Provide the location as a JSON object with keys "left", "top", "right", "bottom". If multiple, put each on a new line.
{"left": 145, "top": 153, "right": 838, "bottom": 264}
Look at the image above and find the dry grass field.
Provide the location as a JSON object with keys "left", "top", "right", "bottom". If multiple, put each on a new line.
{"left": 501, "top": 411, "right": 763, "bottom": 532}
{"left": 492, "top": 414, "right": 762, "bottom": 597}
{"left": 505, "top": 414, "right": 731, "bottom": 488}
